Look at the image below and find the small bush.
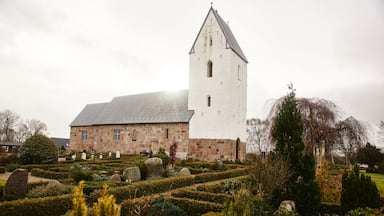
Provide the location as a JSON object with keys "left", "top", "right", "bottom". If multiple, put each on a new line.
{"left": 347, "top": 207, "right": 383, "bottom": 216}
{"left": 120, "top": 195, "right": 158, "bottom": 216}
{"left": 150, "top": 196, "right": 187, "bottom": 216}
{"left": 5, "top": 163, "right": 20, "bottom": 172}
{"left": 138, "top": 162, "right": 148, "bottom": 180}
{"left": 92, "top": 183, "right": 120, "bottom": 216}
{"left": 19, "top": 134, "right": 58, "bottom": 164}
{"left": 153, "top": 148, "right": 170, "bottom": 169}
{"left": 69, "top": 163, "right": 93, "bottom": 183}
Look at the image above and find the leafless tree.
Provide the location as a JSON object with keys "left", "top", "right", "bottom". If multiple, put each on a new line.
{"left": 267, "top": 97, "right": 367, "bottom": 164}
{"left": 0, "top": 109, "right": 20, "bottom": 142}
{"left": 26, "top": 119, "right": 47, "bottom": 136}
{"left": 246, "top": 118, "right": 271, "bottom": 154}
{"left": 378, "top": 121, "right": 384, "bottom": 146}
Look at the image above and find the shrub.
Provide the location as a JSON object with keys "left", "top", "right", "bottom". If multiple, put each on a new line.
{"left": 31, "top": 168, "right": 68, "bottom": 179}
{"left": 0, "top": 194, "right": 72, "bottom": 216}
{"left": 319, "top": 202, "right": 340, "bottom": 215}
{"left": 69, "top": 181, "right": 87, "bottom": 216}
{"left": 153, "top": 148, "right": 170, "bottom": 169}
{"left": 138, "top": 162, "right": 148, "bottom": 180}
{"left": 92, "top": 183, "right": 120, "bottom": 216}
{"left": 120, "top": 195, "right": 158, "bottom": 216}
{"left": 19, "top": 134, "right": 58, "bottom": 164}
{"left": 69, "top": 163, "right": 93, "bottom": 183}
{"left": 222, "top": 188, "right": 254, "bottom": 216}
{"left": 341, "top": 165, "right": 381, "bottom": 213}
{"left": 171, "top": 189, "right": 231, "bottom": 204}
{"left": 347, "top": 207, "right": 383, "bottom": 216}
{"left": 5, "top": 163, "right": 20, "bottom": 172}
{"left": 167, "top": 196, "right": 223, "bottom": 216}
{"left": 150, "top": 196, "right": 187, "bottom": 216}
{"left": 194, "top": 168, "right": 247, "bottom": 183}
{"left": 0, "top": 166, "right": 5, "bottom": 173}
{"left": 27, "top": 184, "right": 71, "bottom": 198}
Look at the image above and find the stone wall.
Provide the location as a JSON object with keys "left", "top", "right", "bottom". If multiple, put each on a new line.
{"left": 70, "top": 123, "right": 189, "bottom": 155}
{"left": 188, "top": 138, "right": 246, "bottom": 161}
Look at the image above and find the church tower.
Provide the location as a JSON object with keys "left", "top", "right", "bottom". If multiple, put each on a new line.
{"left": 188, "top": 7, "right": 248, "bottom": 161}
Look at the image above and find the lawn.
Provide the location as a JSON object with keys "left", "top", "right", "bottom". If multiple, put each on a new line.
{"left": 364, "top": 172, "right": 384, "bottom": 194}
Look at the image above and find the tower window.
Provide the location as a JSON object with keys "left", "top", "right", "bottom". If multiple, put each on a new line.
{"left": 165, "top": 128, "right": 169, "bottom": 139}
{"left": 114, "top": 129, "right": 121, "bottom": 141}
{"left": 209, "top": 37, "right": 213, "bottom": 46}
{"left": 207, "top": 61, "right": 213, "bottom": 77}
{"left": 207, "top": 95, "right": 211, "bottom": 107}
{"left": 237, "top": 64, "right": 241, "bottom": 81}
{"left": 81, "top": 131, "right": 87, "bottom": 141}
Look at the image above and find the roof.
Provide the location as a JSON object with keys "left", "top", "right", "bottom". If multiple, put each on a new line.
{"left": 50, "top": 137, "right": 70, "bottom": 148}
{"left": 70, "top": 90, "right": 194, "bottom": 127}
{"left": 189, "top": 7, "right": 248, "bottom": 63}
{"left": 0, "top": 142, "right": 22, "bottom": 147}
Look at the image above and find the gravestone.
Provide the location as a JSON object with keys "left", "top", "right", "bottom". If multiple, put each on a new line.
{"left": 178, "top": 167, "right": 191, "bottom": 176}
{"left": 81, "top": 152, "right": 86, "bottom": 160}
{"left": 4, "top": 169, "right": 28, "bottom": 197}
{"left": 279, "top": 200, "right": 296, "bottom": 213}
{"left": 123, "top": 167, "right": 141, "bottom": 182}
{"left": 116, "top": 151, "right": 120, "bottom": 159}
{"left": 144, "top": 157, "right": 164, "bottom": 178}
{"left": 99, "top": 153, "right": 103, "bottom": 159}
{"left": 110, "top": 171, "right": 121, "bottom": 182}
{"left": 71, "top": 154, "right": 76, "bottom": 160}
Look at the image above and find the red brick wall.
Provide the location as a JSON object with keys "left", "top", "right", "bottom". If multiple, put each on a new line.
{"left": 70, "top": 123, "right": 189, "bottom": 155}
{"left": 188, "top": 138, "right": 246, "bottom": 161}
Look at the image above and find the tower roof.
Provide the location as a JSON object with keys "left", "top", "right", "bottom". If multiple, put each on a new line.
{"left": 189, "top": 7, "right": 248, "bottom": 63}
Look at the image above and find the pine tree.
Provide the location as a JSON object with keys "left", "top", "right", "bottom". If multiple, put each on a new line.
{"left": 70, "top": 180, "right": 88, "bottom": 216}
{"left": 271, "top": 86, "right": 320, "bottom": 216}
{"left": 92, "top": 183, "right": 120, "bottom": 216}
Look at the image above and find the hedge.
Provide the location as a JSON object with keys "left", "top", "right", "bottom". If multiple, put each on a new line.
{"left": 319, "top": 202, "right": 340, "bottom": 215}
{"left": 167, "top": 196, "right": 223, "bottom": 216}
{"left": 171, "top": 189, "right": 231, "bottom": 204}
{"left": 31, "top": 168, "right": 68, "bottom": 180}
{"left": 196, "top": 175, "right": 250, "bottom": 193}
{"left": 0, "top": 194, "right": 72, "bottom": 216}
{"left": 0, "top": 166, "right": 5, "bottom": 174}
{"left": 89, "top": 175, "right": 195, "bottom": 203}
{"left": 120, "top": 195, "right": 159, "bottom": 216}
{"left": 194, "top": 168, "right": 247, "bottom": 183}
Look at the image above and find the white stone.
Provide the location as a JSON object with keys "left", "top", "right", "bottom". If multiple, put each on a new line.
{"left": 81, "top": 152, "right": 86, "bottom": 160}
{"left": 58, "top": 157, "right": 66, "bottom": 162}
{"left": 116, "top": 150, "right": 120, "bottom": 159}
{"left": 71, "top": 154, "right": 76, "bottom": 160}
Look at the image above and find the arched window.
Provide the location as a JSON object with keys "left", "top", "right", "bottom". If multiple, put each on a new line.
{"left": 237, "top": 64, "right": 241, "bottom": 81}
{"left": 209, "top": 37, "right": 213, "bottom": 46}
{"left": 207, "top": 61, "right": 213, "bottom": 77}
{"left": 207, "top": 95, "right": 211, "bottom": 107}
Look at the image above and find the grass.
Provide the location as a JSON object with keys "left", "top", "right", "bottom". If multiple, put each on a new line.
{"left": 364, "top": 172, "right": 384, "bottom": 194}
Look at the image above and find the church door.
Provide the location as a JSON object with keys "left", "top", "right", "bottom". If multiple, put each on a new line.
{"left": 235, "top": 138, "right": 240, "bottom": 161}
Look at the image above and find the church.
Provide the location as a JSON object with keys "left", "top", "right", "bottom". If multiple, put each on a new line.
{"left": 69, "top": 6, "right": 248, "bottom": 161}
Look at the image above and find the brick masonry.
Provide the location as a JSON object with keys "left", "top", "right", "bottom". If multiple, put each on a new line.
{"left": 70, "top": 123, "right": 246, "bottom": 161}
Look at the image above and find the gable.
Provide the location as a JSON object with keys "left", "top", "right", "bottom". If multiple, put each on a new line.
{"left": 189, "top": 7, "right": 248, "bottom": 63}
{"left": 70, "top": 90, "right": 194, "bottom": 126}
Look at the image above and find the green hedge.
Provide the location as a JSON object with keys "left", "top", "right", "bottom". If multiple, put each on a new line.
{"left": 167, "top": 196, "right": 223, "bottom": 216}
{"left": 319, "top": 202, "right": 340, "bottom": 215}
{"left": 0, "top": 194, "right": 72, "bottom": 216}
{"left": 194, "top": 168, "right": 247, "bottom": 183}
{"left": 120, "top": 195, "right": 159, "bottom": 216}
{"left": 31, "top": 168, "right": 68, "bottom": 179}
{"left": 171, "top": 189, "right": 231, "bottom": 204}
{"left": 0, "top": 166, "right": 5, "bottom": 173}
{"left": 89, "top": 175, "right": 195, "bottom": 203}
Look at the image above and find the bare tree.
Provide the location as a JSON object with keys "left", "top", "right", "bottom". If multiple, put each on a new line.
{"left": 14, "top": 122, "right": 29, "bottom": 143}
{"left": 246, "top": 118, "right": 271, "bottom": 154}
{"left": 378, "top": 121, "right": 384, "bottom": 146}
{"left": 0, "top": 109, "right": 20, "bottom": 142}
{"left": 267, "top": 97, "right": 367, "bottom": 164}
{"left": 26, "top": 119, "right": 47, "bottom": 136}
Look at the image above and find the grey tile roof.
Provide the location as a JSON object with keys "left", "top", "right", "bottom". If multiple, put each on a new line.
{"left": 189, "top": 7, "right": 248, "bottom": 63}
{"left": 70, "top": 90, "right": 194, "bottom": 126}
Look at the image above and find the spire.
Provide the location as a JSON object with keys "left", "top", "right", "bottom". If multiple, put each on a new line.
{"left": 189, "top": 6, "right": 248, "bottom": 63}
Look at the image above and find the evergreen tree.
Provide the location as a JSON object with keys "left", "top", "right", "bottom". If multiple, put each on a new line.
{"left": 271, "top": 86, "right": 320, "bottom": 216}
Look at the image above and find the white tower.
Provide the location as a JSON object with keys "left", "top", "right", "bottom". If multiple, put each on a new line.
{"left": 188, "top": 7, "right": 248, "bottom": 142}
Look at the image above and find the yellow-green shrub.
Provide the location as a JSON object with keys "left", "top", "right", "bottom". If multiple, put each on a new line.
{"left": 69, "top": 181, "right": 87, "bottom": 216}
{"left": 92, "top": 183, "right": 120, "bottom": 216}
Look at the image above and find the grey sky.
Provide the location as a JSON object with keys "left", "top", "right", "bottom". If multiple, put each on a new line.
{"left": 0, "top": 0, "right": 383, "bottom": 143}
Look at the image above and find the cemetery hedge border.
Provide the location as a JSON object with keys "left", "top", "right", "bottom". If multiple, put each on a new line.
{"left": 171, "top": 189, "right": 231, "bottom": 204}
{"left": 31, "top": 168, "right": 68, "bottom": 179}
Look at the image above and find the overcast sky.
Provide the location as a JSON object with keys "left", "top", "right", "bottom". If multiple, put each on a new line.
{"left": 0, "top": 0, "right": 383, "bottom": 143}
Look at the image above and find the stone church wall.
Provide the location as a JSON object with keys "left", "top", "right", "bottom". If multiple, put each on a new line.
{"left": 188, "top": 138, "right": 246, "bottom": 161}
{"left": 70, "top": 123, "right": 189, "bottom": 155}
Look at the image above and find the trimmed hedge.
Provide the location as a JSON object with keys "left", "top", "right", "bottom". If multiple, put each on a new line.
{"left": 31, "top": 168, "right": 68, "bottom": 179}
{"left": 0, "top": 166, "right": 5, "bottom": 174}
{"left": 196, "top": 175, "right": 250, "bottom": 193}
{"left": 89, "top": 175, "right": 195, "bottom": 203}
{"left": 0, "top": 194, "right": 72, "bottom": 216}
{"left": 120, "top": 195, "right": 159, "bottom": 216}
{"left": 167, "top": 196, "right": 223, "bottom": 216}
{"left": 171, "top": 189, "right": 231, "bottom": 204}
{"left": 194, "top": 168, "right": 247, "bottom": 183}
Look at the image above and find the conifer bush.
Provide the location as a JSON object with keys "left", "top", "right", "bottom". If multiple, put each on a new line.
{"left": 340, "top": 165, "right": 381, "bottom": 213}
{"left": 92, "top": 183, "right": 120, "bottom": 216}
{"left": 69, "top": 180, "right": 87, "bottom": 216}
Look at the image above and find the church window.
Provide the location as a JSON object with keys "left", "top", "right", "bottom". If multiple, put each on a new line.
{"left": 114, "top": 129, "right": 121, "bottom": 141}
{"left": 237, "top": 64, "right": 241, "bottom": 81}
{"left": 209, "top": 36, "right": 213, "bottom": 46}
{"left": 81, "top": 131, "right": 87, "bottom": 141}
{"left": 207, "top": 61, "right": 213, "bottom": 77}
{"left": 132, "top": 129, "right": 137, "bottom": 141}
{"left": 165, "top": 128, "right": 169, "bottom": 139}
{"left": 207, "top": 95, "right": 211, "bottom": 107}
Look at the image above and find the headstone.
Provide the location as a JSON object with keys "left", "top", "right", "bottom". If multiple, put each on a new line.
{"left": 123, "top": 167, "right": 141, "bottom": 182}
{"left": 99, "top": 153, "right": 103, "bottom": 159}
{"left": 144, "top": 157, "right": 164, "bottom": 178}
{"left": 110, "top": 173, "right": 121, "bottom": 182}
{"left": 58, "top": 157, "right": 66, "bottom": 162}
{"left": 47, "top": 180, "right": 65, "bottom": 188}
{"left": 81, "top": 152, "right": 86, "bottom": 160}
{"left": 116, "top": 150, "right": 120, "bottom": 159}
{"left": 178, "top": 167, "right": 191, "bottom": 176}
{"left": 4, "top": 169, "right": 28, "bottom": 196}
{"left": 279, "top": 200, "right": 296, "bottom": 213}
{"left": 72, "top": 154, "right": 76, "bottom": 160}
{"left": 216, "top": 160, "right": 223, "bottom": 168}
{"left": 109, "top": 151, "right": 112, "bottom": 157}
